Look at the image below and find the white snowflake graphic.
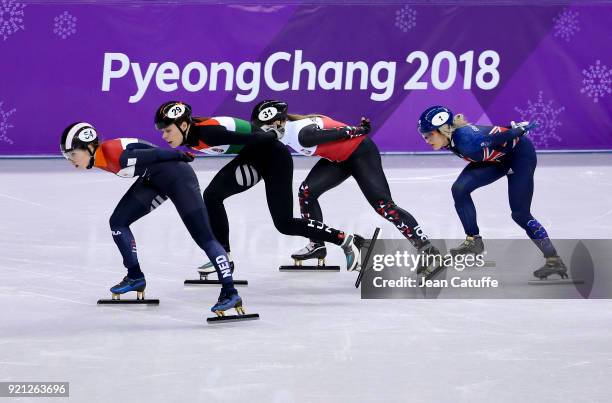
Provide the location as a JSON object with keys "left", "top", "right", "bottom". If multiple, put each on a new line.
{"left": 53, "top": 11, "right": 77, "bottom": 39}
{"left": 514, "top": 92, "right": 565, "bottom": 148}
{"left": 580, "top": 60, "right": 611, "bottom": 103}
{"left": 395, "top": 5, "right": 417, "bottom": 33}
{"left": 0, "top": 102, "right": 16, "bottom": 145}
{"left": 0, "top": 0, "right": 26, "bottom": 41}
{"left": 553, "top": 9, "right": 580, "bottom": 42}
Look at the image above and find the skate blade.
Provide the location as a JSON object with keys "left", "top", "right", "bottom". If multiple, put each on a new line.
{"left": 279, "top": 265, "right": 340, "bottom": 272}
{"left": 184, "top": 279, "right": 248, "bottom": 286}
{"left": 97, "top": 299, "right": 159, "bottom": 305}
{"left": 528, "top": 278, "right": 584, "bottom": 285}
{"left": 424, "top": 265, "right": 447, "bottom": 281}
{"left": 206, "top": 313, "right": 260, "bottom": 324}
{"left": 355, "top": 227, "right": 381, "bottom": 288}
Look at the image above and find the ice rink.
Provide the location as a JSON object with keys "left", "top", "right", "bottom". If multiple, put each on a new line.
{"left": 1, "top": 153, "right": 612, "bottom": 402}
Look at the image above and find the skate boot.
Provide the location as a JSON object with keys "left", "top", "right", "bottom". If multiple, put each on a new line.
{"left": 450, "top": 236, "right": 484, "bottom": 257}
{"left": 207, "top": 288, "right": 259, "bottom": 323}
{"left": 98, "top": 276, "right": 158, "bottom": 305}
{"left": 188, "top": 258, "right": 247, "bottom": 286}
{"left": 291, "top": 242, "right": 327, "bottom": 267}
{"left": 197, "top": 253, "right": 233, "bottom": 279}
{"left": 110, "top": 276, "right": 146, "bottom": 300}
{"left": 416, "top": 245, "right": 446, "bottom": 281}
{"left": 279, "top": 241, "right": 339, "bottom": 271}
{"left": 533, "top": 256, "right": 568, "bottom": 280}
{"left": 341, "top": 234, "right": 365, "bottom": 272}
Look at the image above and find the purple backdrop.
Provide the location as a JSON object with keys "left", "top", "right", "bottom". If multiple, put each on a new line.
{"left": 1, "top": 1, "right": 611, "bottom": 155}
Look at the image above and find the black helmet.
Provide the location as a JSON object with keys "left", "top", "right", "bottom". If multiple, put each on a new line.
{"left": 154, "top": 101, "right": 193, "bottom": 130}
{"left": 250, "top": 100, "right": 288, "bottom": 128}
{"left": 60, "top": 122, "right": 99, "bottom": 169}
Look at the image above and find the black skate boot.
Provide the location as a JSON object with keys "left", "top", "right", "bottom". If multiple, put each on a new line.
{"left": 280, "top": 240, "right": 340, "bottom": 271}
{"left": 450, "top": 236, "right": 484, "bottom": 257}
{"left": 291, "top": 242, "right": 327, "bottom": 266}
{"left": 416, "top": 244, "right": 446, "bottom": 280}
{"left": 533, "top": 256, "right": 568, "bottom": 280}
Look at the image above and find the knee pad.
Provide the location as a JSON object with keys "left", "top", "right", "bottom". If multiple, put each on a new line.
{"left": 298, "top": 183, "right": 315, "bottom": 218}
{"left": 375, "top": 200, "right": 399, "bottom": 220}
{"left": 298, "top": 183, "right": 310, "bottom": 201}
{"left": 525, "top": 218, "right": 549, "bottom": 239}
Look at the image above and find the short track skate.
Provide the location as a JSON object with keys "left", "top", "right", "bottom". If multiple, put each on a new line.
{"left": 279, "top": 242, "right": 340, "bottom": 271}
{"left": 206, "top": 291, "right": 259, "bottom": 324}
{"left": 185, "top": 261, "right": 248, "bottom": 286}
{"left": 97, "top": 276, "right": 159, "bottom": 305}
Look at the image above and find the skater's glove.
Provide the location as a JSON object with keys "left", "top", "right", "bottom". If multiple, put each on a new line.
{"left": 522, "top": 121, "right": 538, "bottom": 133}
{"left": 261, "top": 125, "right": 285, "bottom": 140}
{"left": 358, "top": 117, "right": 371, "bottom": 135}
{"left": 511, "top": 121, "right": 538, "bottom": 134}
{"left": 179, "top": 151, "right": 196, "bottom": 162}
{"left": 343, "top": 124, "right": 368, "bottom": 139}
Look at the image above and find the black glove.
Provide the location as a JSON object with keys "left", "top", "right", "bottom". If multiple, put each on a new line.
{"left": 343, "top": 117, "right": 372, "bottom": 139}
{"left": 179, "top": 151, "right": 195, "bottom": 162}
{"left": 342, "top": 126, "right": 362, "bottom": 139}
{"left": 260, "top": 125, "right": 285, "bottom": 140}
{"left": 358, "top": 117, "right": 371, "bottom": 135}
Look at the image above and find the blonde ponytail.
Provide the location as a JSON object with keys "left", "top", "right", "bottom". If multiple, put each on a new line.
{"left": 437, "top": 113, "right": 470, "bottom": 137}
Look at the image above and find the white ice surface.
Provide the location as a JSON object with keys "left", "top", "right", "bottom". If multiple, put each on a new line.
{"left": 1, "top": 154, "right": 612, "bottom": 403}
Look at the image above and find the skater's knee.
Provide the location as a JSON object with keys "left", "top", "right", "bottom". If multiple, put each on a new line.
{"left": 203, "top": 187, "right": 221, "bottom": 205}
{"left": 109, "top": 210, "right": 127, "bottom": 229}
{"left": 273, "top": 221, "right": 292, "bottom": 235}
{"left": 272, "top": 218, "right": 294, "bottom": 235}
{"left": 451, "top": 180, "right": 471, "bottom": 201}
{"left": 298, "top": 182, "right": 318, "bottom": 202}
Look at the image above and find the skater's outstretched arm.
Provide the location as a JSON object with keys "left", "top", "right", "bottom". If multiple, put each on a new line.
{"left": 121, "top": 143, "right": 193, "bottom": 167}
{"left": 470, "top": 122, "right": 538, "bottom": 149}
{"left": 298, "top": 118, "right": 371, "bottom": 147}
{"left": 451, "top": 123, "right": 538, "bottom": 157}
{"left": 191, "top": 125, "right": 277, "bottom": 146}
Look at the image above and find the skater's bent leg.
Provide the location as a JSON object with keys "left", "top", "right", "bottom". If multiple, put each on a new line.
{"left": 508, "top": 142, "right": 558, "bottom": 258}
{"left": 167, "top": 178, "right": 235, "bottom": 290}
{"left": 182, "top": 209, "right": 235, "bottom": 289}
{"left": 202, "top": 154, "right": 258, "bottom": 253}
{"left": 451, "top": 163, "right": 505, "bottom": 236}
{"left": 109, "top": 179, "right": 163, "bottom": 279}
{"left": 349, "top": 139, "right": 428, "bottom": 248}
{"left": 263, "top": 145, "right": 346, "bottom": 245}
{"left": 299, "top": 159, "right": 350, "bottom": 243}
